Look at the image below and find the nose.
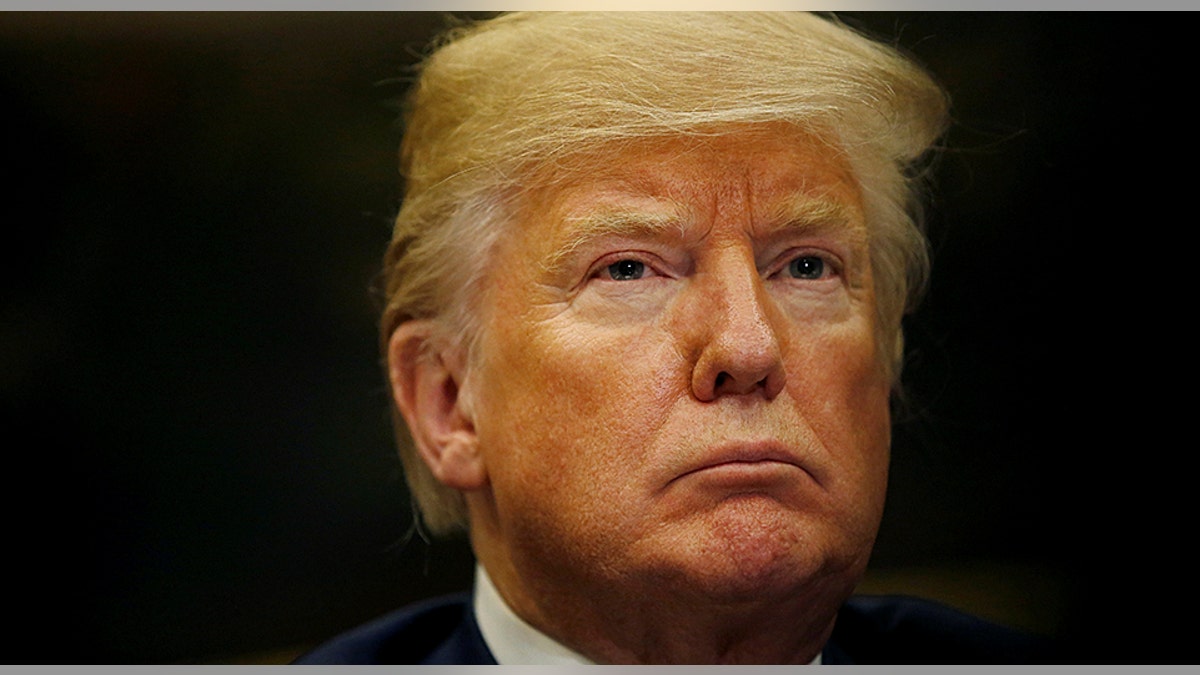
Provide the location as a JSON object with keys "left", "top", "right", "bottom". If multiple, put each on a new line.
{"left": 687, "top": 252, "right": 787, "bottom": 402}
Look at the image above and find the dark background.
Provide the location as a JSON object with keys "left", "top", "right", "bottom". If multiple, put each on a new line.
{"left": 0, "top": 12, "right": 1187, "bottom": 663}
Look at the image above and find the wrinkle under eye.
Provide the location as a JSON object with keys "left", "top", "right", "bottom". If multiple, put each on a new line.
{"left": 788, "top": 256, "right": 825, "bottom": 280}
{"left": 608, "top": 260, "right": 646, "bottom": 281}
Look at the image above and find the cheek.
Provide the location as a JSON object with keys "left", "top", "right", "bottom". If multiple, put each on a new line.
{"left": 471, "top": 329, "right": 690, "bottom": 563}
{"left": 789, "top": 316, "right": 891, "bottom": 485}
{"left": 475, "top": 319, "right": 686, "bottom": 498}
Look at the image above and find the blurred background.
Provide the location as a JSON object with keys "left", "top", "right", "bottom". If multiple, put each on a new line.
{"left": 1, "top": 11, "right": 1187, "bottom": 664}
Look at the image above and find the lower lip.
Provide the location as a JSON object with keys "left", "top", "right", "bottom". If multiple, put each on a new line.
{"left": 684, "top": 460, "right": 800, "bottom": 487}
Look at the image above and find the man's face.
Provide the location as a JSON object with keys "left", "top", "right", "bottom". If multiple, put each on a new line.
{"left": 463, "top": 126, "right": 891, "bottom": 611}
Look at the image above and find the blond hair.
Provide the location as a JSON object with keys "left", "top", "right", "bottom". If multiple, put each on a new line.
{"left": 380, "top": 12, "right": 949, "bottom": 535}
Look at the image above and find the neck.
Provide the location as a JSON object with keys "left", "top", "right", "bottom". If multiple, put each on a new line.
{"left": 472, "top": 532, "right": 850, "bottom": 664}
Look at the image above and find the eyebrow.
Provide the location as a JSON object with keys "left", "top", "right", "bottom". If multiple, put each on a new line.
{"left": 539, "top": 193, "right": 863, "bottom": 276}
{"left": 759, "top": 194, "right": 858, "bottom": 240}
{"left": 541, "top": 205, "right": 688, "bottom": 276}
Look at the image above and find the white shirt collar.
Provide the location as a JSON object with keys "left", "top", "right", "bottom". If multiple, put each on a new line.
{"left": 472, "top": 564, "right": 596, "bottom": 665}
{"left": 471, "top": 564, "right": 822, "bottom": 665}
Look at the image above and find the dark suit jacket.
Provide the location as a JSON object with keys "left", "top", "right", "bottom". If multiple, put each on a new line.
{"left": 294, "top": 593, "right": 1059, "bottom": 664}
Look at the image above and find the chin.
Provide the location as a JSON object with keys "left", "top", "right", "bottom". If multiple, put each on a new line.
{"left": 651, "top": 496, "right": 870, "bottom": 604}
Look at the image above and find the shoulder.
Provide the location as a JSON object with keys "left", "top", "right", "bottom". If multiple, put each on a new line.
{"left": 291, "top": 592, "right": 496, "bottom": 665}
{"left": 823, "top": 594, "right": 1061, "bottom": 664}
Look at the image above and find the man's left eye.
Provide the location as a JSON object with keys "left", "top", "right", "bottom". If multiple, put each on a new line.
{"left": 607, "top": 259, "right": 647, "bottom": 281}
{"left": 787, "top": 256, "right": 827, "bottom": 280}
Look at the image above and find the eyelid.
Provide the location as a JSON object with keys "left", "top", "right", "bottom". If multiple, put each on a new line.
{"left": 585, "top": 250, "right": 671, "bottom": 282}
{"left": 765, "top": 247, "right": 844, "bottom": 279}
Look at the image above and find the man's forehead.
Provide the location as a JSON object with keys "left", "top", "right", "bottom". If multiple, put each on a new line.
{"left": 529, "top": 124, "right": 857, "bottom": 204}
{"left": 556, "top": 192, "right": 858, "bottom": 238}
{"left": 522, "top": 136, "right": 865, "bottom": 247}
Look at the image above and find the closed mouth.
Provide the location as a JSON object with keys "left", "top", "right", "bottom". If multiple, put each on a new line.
{"left": 671, "top": 442, "right": 807, "bottom": 485}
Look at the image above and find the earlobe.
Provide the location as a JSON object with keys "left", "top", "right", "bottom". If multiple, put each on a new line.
{"left": 387, "top": 322, "right": 487, "bottom": 492}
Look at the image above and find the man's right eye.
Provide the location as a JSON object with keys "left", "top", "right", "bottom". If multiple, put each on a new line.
{"left": 606, "top": 259, "right": 646, "bottom": 281}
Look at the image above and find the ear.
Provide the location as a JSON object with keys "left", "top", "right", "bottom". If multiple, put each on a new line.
{"left": 387, "top": 321, "right": 487, "bottom": 492}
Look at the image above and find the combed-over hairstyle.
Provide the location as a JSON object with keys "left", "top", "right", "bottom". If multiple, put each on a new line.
{"left": 381, "top": 12, "right": 949, "bottom": 535}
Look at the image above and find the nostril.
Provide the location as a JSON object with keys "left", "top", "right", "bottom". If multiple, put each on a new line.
{"left": 711, "top": 371, "right": 775, "bottom": 397}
